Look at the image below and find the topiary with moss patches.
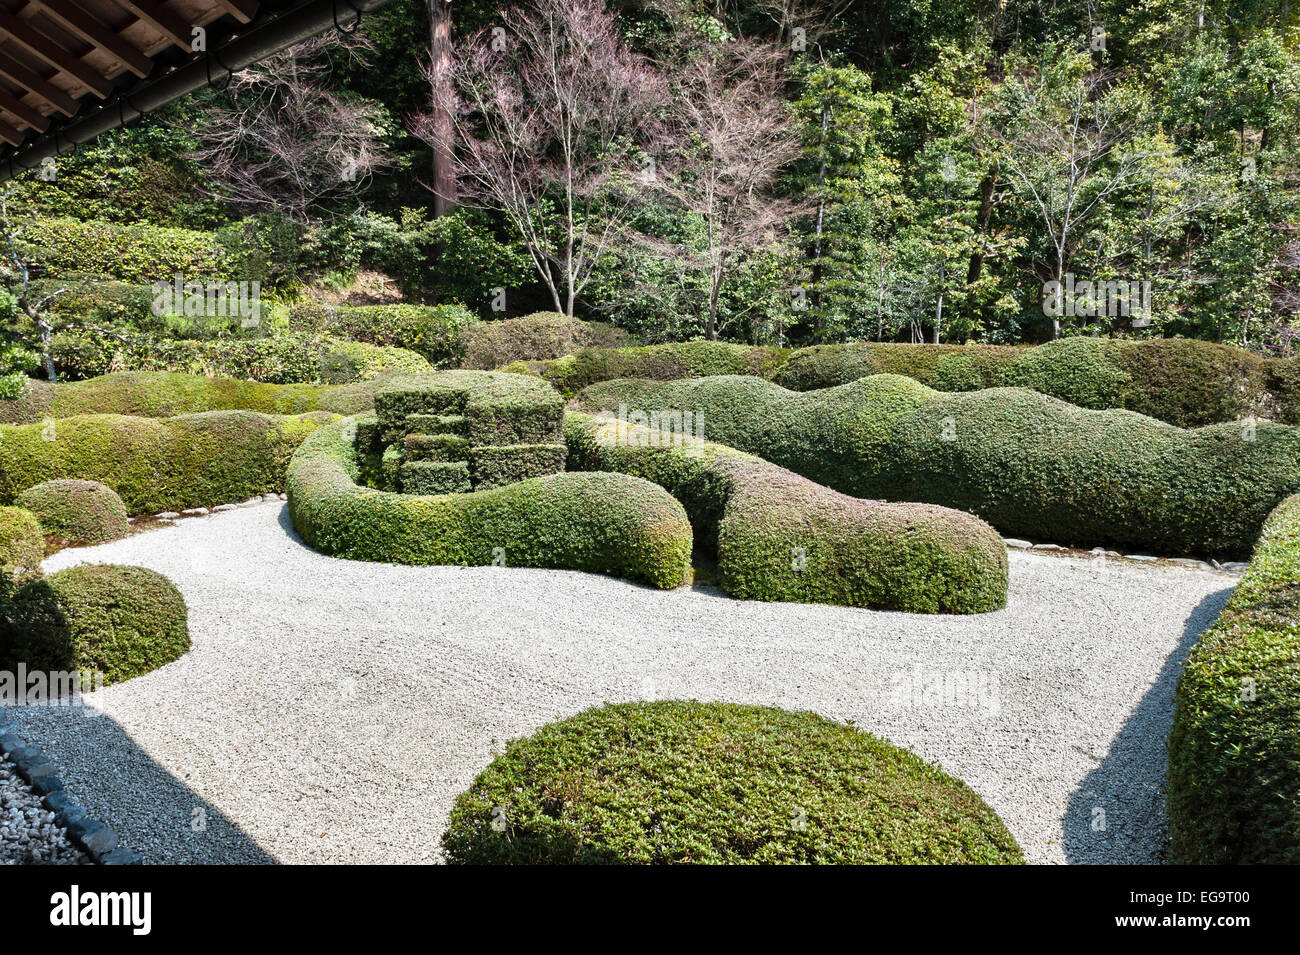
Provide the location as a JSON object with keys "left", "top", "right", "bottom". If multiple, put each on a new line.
{"left": 17, "top": 479, "right": 130, "bottom": 546}
{"left": 4, "top": 564, "right": 189, "bottom": 687}
{"left": 441, "top": 700, "right": 1025, "bottom": 865}
{"left": 1167, "top": 493, "right": 1300, "bottom": 864}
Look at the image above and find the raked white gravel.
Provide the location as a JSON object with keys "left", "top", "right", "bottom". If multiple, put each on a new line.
{"left": 1, "top": 500, "right": 1233, "bottom": 864}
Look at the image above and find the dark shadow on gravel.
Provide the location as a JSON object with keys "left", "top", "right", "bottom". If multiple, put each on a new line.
{"left": 1, "top": 706, "right": 276, "bottom": 864}
{"left": 1062, "top": 585, "right": 1234, "bottom": 864}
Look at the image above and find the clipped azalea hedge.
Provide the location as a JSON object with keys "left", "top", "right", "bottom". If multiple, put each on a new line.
{"left": 289, "top": 302, "right": 477, "bottom": 367}
{"left": 0, "top": 410, "right": 335, "bottom": 514}
{"left": 0, "top": 506, "right": 44, "bottom": 580}
{"left": 2, "top": 564, "right": 190, "bottom": 688}
{"left": 1167, "top": 494, "right": 1300, "bottom": 864}
{"left": 442, "top": 701, "right": 1025, "bottom": 865}
{"left": 576, "top": 374, "right": 1300, "bottom": 556}
{"left": 285, "top": 415, "right": 692, "bottom": 588}
{"left": 565, "top": 413, "right": 1006, "bottom": 613}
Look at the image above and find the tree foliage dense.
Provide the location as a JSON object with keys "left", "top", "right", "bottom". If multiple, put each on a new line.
{"left": 4, "top": 0, "right": 1299, "bottom": 353}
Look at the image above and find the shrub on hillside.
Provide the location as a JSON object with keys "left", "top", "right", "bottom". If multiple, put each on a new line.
{"left": 0, "top": 506, "right": 44, "bottom": 579}
{"left": 565, "top": 412, "right": 1007, "bottom": 613}
{"left": 462, "top": 312, "right": 632, "bottom": 370}
{"left": 0, "top": 410, "right": 334, "bottom": 513}
{"left": 5, "top": 564, "right": 189, "bottom": 687}
{"left": 289, "top": 302, "right": 476, "bottom": 366}
{"left": 24, "top": 218, "right": 227, "bottom": 283}
{"left": 17, "top": 479, "right": 130, "bottom": 546}
{"left": 575, "top": 374, "right": 1300, "bottom": 555}
{"left": 1168, "top": 494, "right": 1300, "bottom": 863}
{"left": 442, "top": 701, "right": 1025, "bottom": 864}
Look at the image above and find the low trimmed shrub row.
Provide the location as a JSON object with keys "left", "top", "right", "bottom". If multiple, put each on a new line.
{"left": 463, "top": 312, "right": 633, "bottom": 371}
{"left": 565, "top": 412, "right": 1008, "bottom": 613}
{"left": 514, "top": 336, "right": 1300, "bottom": 427}
{"left": 442, "top": 701, "right": 1025, "bottom": 864}
{"left": 1, "top": 563, "right": 190, "bottom": 688}
{"left": 0, "top": 410, "right": 335, "bottom": 514}
{"left": 504, "top": 340, "right": 791, "bottom": 397}
{"left": 45, "top": 328, "right": 431, "bottom": 385}
{"left": 576, "top": 374, "right": 1300, "bottom": 556}
{"left": 286, "top": 415, "right": 693, "bottom": 588}
{"left": 1167, "top": 494, "right": 1300, "bottom": 864}
{"left": 288, "top": 302, "right": 477, "bottom": 367}
{"left": 25, "top": 217, "right": 227, "bottom": 284}
{"left": 18, "top": 479, "right": 130, "bottom": 546}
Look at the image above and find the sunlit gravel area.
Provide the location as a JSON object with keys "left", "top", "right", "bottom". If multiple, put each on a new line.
{"left": 1, "top": 500, "right": 1232, "bottom": 864}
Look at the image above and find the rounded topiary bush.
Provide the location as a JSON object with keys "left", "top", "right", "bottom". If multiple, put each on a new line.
{"left": 18, "top": 479, "right": 130, "bottom": 545}
{"left": 7, "top": 564, "right": 190, "bottom": 686}
{"left": 0, "top": 506, "right": 45, "bottom": 579}
{"left": 442, "top": 701, "right": 1024, "bottom": 865}
{"left": 462, "top": 312, "right": 633, "bottom": 370}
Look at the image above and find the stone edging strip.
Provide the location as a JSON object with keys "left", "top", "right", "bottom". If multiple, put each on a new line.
{"left": 0, "top": 715, "right": 140, "bottom": 865}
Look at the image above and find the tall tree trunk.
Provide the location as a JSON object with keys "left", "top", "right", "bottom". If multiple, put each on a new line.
{"left": 428, "top": 0, "right": 456, "bottom": 217}
{"left": 966, "top": 169, "right": 996, "bottom": 285}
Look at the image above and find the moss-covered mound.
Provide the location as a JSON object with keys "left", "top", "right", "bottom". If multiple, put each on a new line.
{"left": 3, "top": 564, "right": 189, "bottom": 687}
{"left": 575, "top": 374, "right": 1300, "bottom": 556}
{"left": 566, "top": 413, "right": 1007, "bottom": 613}
{"left": 286, "top": 415, "right": 692, "bottom": 588}
{"left": 1167, "top": 494, "right": 1300, "bottom": 864}
{"left": 463, "top": 312, "right": 633, "bottom": 370}
{"left": 442, "top": 700, "right": 1024, "bottom": 865}
{"left": 17, "top": 479, "right": 130, "bottom": 546}
{"left": 0, "top": 410, "right": 335, "bottom": 514}
{"left": 503, "top": 341, "right": 791, "bottom": 397}
{"left": 0, "top": 506, "right": 44, "bottom": 579}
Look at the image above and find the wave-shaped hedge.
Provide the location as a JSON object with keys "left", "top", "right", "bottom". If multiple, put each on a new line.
{"left": 1167, "top": 494, "right": 1300, "bottom": 864}
{"left": 565, "top": 413, "right": 1007, "bottom": 613}
{"left": 576, "top": 374, "right": 1300, "bottom": 556}
{"left": 463, "top": 312, "right": 633, "bottom": 371}
{"left": 0, "top": 410, "right": 335, "bottom": 513}
{"left": 442, "top": 701, "right": 1024, "bottom": 864}
{"left": 285, "top": 415, "right": 692, "bottom": 588}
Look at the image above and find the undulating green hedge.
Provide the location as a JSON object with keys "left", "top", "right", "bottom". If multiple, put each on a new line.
{"left": 24, "top": 217, "right": 227, "bottom": 283}
{"left": 774, "top": 337, "right": 1287, "bottom": 428}
{"left": 442, "top": 701, "right": 1024, "bottom": 865}
{"left": 45, "top": 328, "right": 431, "bottom": 384}
{"left": 289, "top": 302, "right": 477, "bottom": 366}
{"left": 286, "top": 415, "right": 692, "bottom": 588}
{"left": 1167, "top": 494, "right": 1300, "bottom": 864}
{"left": 463, "top": 312, "right": 633, "bottom": 371}
{"left": 0, "top": 410, "right": 335, "bottom": 514}
{"left": 17, "top": 479, "right": 130, "bottom": 546}
{"left": 2, "top": 564, "right": 189, "bottom": 687}
{"left": 565, "top": 412, "right": 1007, "bottom": 613}
{"left": 576, "top": 374, "right": 1300, "bottom": 556}
{"left": 504, "top": 340, "right": 791, "bottom": 397}
{"left": 0, "top": 506, "right": 44, "bottom": 579}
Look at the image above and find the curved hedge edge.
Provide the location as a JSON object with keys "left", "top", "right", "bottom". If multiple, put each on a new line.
{"left": 0, "top": 410, "right": 337, "bottom": 515}
{"left": 1167, "top": 493, "right": 1300, "bottom": 864}
{"left": 441, "top": 700, "right": 1025, "bottom": 864}
{"left": 285, "top": 415, "right": 692, "bottom": 589}
{"left": 563, "top": 412, "right": 1008, "bottom": 613}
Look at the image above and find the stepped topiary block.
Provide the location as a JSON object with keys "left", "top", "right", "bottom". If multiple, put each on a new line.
{"left": 400, "top": 460, "right": 471, "bottom": 495}
{"left": 406, "top": 413, "right": 467, "bottom": 436}
{"left": 470, "top": 444, "right": 568, "bottom": 490}
{"left": 404, "top": 433, "right": 470, "bottom": 463}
